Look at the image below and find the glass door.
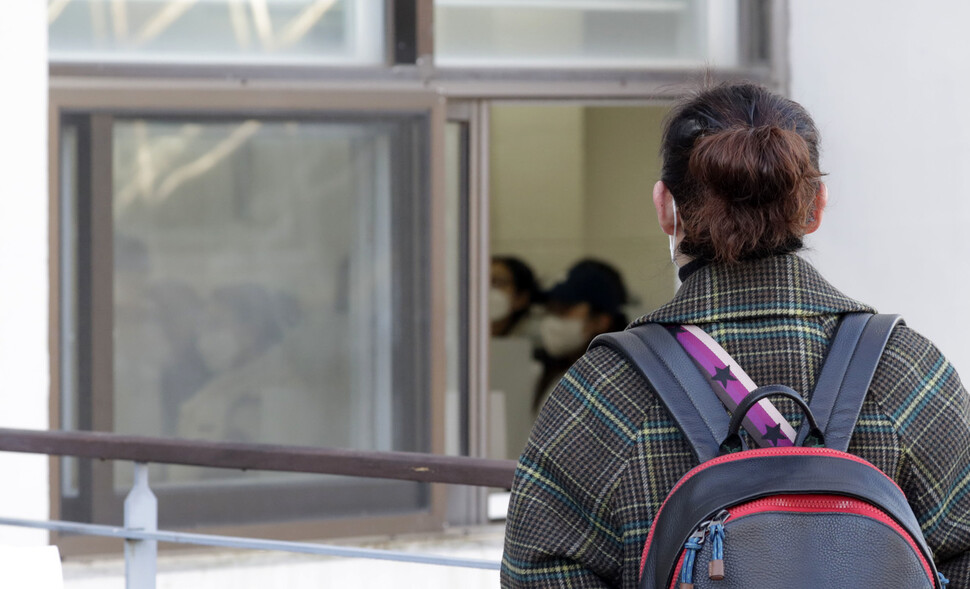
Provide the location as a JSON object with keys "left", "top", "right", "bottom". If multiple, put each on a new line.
{"left": 53, "top": 87, "right": 448, "bottom": 541}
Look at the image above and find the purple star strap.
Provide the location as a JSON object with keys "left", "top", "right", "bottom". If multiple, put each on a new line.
{"left": 669, "top": 325, "right": 796, "bottom": 448}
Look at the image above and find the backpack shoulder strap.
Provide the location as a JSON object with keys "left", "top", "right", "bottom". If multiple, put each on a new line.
{"left": 797, "top": 313, "right": 904, "bottom": 451}
{"left": 591, "top": 324, "right": 729, "bottom": 463}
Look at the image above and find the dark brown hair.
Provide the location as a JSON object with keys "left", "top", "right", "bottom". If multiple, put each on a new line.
{"left": 661, "top": 82, "right": 823, "bottom": 264}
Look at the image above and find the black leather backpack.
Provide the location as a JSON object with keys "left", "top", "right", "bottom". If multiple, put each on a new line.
{"left": 592, "top": 313, "right": 947, "bottom": 589}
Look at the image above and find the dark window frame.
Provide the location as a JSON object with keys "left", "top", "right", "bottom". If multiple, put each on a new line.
{"left": 49, "top": 85, "right": 450, "bottom": 555}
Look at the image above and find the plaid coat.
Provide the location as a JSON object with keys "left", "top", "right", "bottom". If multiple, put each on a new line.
{"left": 501, "top": 254, "right": 970, "bottom": 588}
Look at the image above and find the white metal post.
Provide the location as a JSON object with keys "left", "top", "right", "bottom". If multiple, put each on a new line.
{"left": 124, "top": 462, "right": 157, "bottom": 589}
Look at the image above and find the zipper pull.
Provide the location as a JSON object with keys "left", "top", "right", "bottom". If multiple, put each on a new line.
{"left": 708, "top": 510, "right": 730, "bottom": 581}
{"left": 679, "top": 522, "right": 710, "bottom": 589}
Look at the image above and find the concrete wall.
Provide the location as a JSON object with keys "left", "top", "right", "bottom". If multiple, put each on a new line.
{"left": 0, "top": 1, "right": 49, "bottom": 545}
{"left": 790, "top": 1, "right": 970, "bottom": 376}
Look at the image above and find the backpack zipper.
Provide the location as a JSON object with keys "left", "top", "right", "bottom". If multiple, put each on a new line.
{"left": 676, "top": 522, "right": 709, "bottom": 589}
{"left": 716, "top": 495, "right": 936, "bottom": 586}
{"left": 672, "top": 510, "right": 731, "bottom": 589}
{"left": 706, "top": 510, "right": 729, "bottom": 580}
{"left": 641, "top": 447, "right": 908, "bottom": 576}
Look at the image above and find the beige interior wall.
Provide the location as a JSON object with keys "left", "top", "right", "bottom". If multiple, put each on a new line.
{"left": 489, "top": 105, "right": 586, "bottom": 288}
{"left": 489, "top": 104, "right": 674, "bottom": 318}
{"left": 583, "top": 106, "right": 674, "bottom": 319}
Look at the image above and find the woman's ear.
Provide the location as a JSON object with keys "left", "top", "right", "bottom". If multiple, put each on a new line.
{"left": 804, "top": 182, "right": 827, "bottom": 234}
{"left": 652, "top": 180, "right": 677, "bottom": 236}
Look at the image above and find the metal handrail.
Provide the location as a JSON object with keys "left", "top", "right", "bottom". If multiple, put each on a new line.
{"left": 0, "top": 427, "right": 517, "bottom": 488}
{"left": 0, "top": 515, "right": 503, "bottom": 570}
{"left": 0, "top": 427, "right": 519, "bottom": 585}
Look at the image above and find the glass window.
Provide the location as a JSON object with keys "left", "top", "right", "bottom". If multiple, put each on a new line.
{"left": 434, "top": 0, "right": 741, "bottom": 68}
{"left": 48, "top": 0, "right": 384, "bottom": 65}
{"left": 60, "top": 112, "right": 432, "bottom": 528}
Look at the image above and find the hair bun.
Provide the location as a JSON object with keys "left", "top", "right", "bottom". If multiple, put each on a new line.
{"left": 688, "top": 125, "right": 815, "bottom": 206}
{"left": 660, "top": 82, "right": 822, "bottom": 264}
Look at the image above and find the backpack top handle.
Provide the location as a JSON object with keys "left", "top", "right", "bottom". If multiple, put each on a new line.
{"left": 720, "top": 384, "right": 825, "bottom": 454}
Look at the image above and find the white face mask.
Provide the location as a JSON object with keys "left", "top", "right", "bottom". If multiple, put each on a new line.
{"left": 489, "top": 288, "right": 513, "bottom": 322}
{"left": 669, "top": 198, "right": 679, "bottom": 266}
{"left": 539, "top": 316, "right": 587, "bottom": 358}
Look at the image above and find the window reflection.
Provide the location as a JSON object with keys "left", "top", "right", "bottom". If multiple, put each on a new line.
{"left": 435, "top": 0, "right": 734, "bottom": 68}
{"left": 109, "top": 117, "right": 427, "bottom": 493}
{"left": 49, "top": 0, "right": 384, "bottom": 65}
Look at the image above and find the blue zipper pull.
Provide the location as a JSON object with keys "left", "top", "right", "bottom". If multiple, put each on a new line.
{"left": 938, "top": 572, "right": 949, "bottom": 587}
{"left": 679, "top": 522, "right": 709, "bottom": 589}
{"left": 708, "top": 510, "right": 729, "bottom": 581}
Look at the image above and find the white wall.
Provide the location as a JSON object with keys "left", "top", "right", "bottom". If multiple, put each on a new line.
{"left": 0, "top": 3, "right": 50, "bottom": 543}
{"left": 791, "top": 1, "right": 970, "bottom": 376}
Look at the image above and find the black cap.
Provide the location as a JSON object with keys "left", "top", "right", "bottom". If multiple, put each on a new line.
{"left": 545, "top": 260, "right": 627, "bottom": 315}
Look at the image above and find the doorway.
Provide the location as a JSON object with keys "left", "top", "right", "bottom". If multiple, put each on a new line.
{"left": 486, "top": 103, "right": 677, "bottom": 462}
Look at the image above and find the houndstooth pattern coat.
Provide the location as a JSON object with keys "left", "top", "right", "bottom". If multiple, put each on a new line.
{"left": 501, "top": 254, "right": 970, "bottom": 588}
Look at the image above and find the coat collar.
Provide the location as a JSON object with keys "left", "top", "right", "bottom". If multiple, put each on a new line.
{"left": 632, "top": 254, "right": 875, "bottom": 326}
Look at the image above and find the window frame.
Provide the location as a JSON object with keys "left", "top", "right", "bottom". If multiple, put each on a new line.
{"left": 47, "top": 0, "right": 391, "bottom": 68}
{"left": 48, "top": 80, "right": 449, "bottom": 555}
{"left": 48, "top": 1, "right": 786, "bottom": 98}
{"left": 442, "top": 100, "right": 492, "bottom": 525}
{"left": 46, "top": 0, "right": 788, "bottom": 552}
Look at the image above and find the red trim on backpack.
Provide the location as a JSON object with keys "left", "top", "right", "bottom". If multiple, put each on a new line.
{"left": 664, "top": 493, "right": 936, "bottom": 589}
{"left": 727, "top": 494, "right": 935, "bottom": 584}
{"left": 639, "top": 447, "right": 908, "bottom": 576}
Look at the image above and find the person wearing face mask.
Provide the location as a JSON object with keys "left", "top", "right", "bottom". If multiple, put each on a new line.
{"left": 533, "top": 259, "right": 628, "bottom": 413}
{"left": 491, "top": 256, "right": 541, "bottom": 340}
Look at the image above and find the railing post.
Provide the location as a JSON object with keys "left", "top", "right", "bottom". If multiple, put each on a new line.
{"left": 124, "top": 462, "right": 157, "bottom": 589}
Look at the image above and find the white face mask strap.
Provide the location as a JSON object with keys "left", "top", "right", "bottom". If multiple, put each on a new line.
{"left": 669, "top": 199, "right": 679, "bottom": 265}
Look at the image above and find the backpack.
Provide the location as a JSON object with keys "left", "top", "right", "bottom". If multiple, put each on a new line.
{"left": 591, "top": 313, "right": 947, "bottom": 589}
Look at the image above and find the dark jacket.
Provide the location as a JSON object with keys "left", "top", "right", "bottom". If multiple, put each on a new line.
{"left": 501, "top": 254, "right": 970, "bottom": 588}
